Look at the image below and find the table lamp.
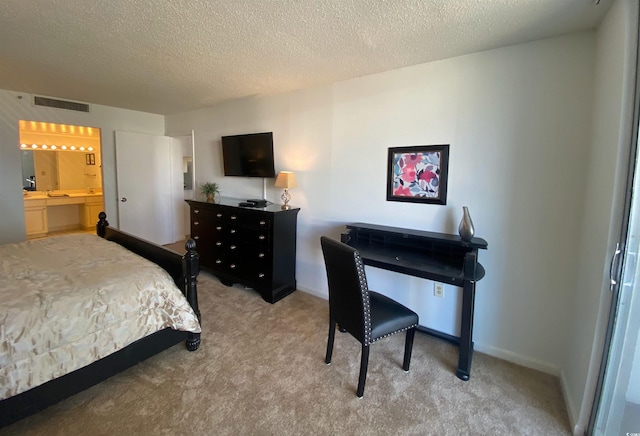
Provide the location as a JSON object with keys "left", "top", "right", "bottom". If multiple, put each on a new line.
{"left": 275, "top": 171, "right": 297, "bottom": 210}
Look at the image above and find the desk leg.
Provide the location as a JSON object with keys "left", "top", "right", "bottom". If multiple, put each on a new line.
{"left": 457, "top": 279, "right": 475, "bottom": 381}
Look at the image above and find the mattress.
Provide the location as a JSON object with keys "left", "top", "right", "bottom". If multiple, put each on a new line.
{"left": 0, "top": 234, "right": 201, "bottom": 400}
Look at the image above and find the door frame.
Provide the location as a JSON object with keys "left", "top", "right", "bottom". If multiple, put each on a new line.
{"left": 588, "top": 10, "right": 640, "bottom": 432}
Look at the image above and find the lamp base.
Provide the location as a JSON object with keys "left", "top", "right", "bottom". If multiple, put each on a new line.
{"left": 280, "top": 189, "right": 292, "bottom": 210}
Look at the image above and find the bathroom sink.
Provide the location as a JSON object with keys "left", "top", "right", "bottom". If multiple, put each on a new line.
{"left": 47, "top": 192, "right": 69, "bottom": 197}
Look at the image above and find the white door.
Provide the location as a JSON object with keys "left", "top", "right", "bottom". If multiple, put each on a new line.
{"left": 115, "top": 131, "right": 176, "bottom": 246}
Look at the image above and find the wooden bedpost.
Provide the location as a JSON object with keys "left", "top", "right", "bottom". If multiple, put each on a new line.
{"left": 97, "top": 211, "right": 109, "bottom": 237}
{"left": 96, "top": 210, "right": 201, "bottom": 351}
{"left": 183, "top": 238, "right": 201, "bottom": 351}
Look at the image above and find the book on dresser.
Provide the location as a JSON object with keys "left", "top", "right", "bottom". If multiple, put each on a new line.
{"left": 185, "top": 198, "right": 299, "bottom": 303}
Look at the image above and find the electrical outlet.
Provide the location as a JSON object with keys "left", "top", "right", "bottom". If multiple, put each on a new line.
{"left": 434, "top": 283, "right": 444, "bottom": 298}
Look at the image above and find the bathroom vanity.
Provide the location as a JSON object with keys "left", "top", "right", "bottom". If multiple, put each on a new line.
{"left": 23, "top": 192, "right": 103, "bottom": 237}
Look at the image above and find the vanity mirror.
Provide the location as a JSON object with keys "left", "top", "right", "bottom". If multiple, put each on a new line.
{"left": 21, "top": 148, "right": 102, "bottom": 191}
{"left": 19, "top": 120, "right": 102, "bottom": 192}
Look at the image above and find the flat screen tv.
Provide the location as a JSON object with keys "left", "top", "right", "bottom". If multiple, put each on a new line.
{"left": 221, "top": 132, "right": 276, "bottom": 178}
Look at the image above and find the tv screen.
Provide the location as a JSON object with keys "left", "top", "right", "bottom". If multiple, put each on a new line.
{"left": 221, "top": 132, "right": 276, "bottom": 178}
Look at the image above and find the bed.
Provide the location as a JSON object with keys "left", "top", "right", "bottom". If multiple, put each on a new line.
{"left": 0, "top": 212, "right": 202, "bottom": 427}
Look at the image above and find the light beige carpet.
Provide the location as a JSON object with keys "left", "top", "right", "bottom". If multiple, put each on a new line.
{"left": 1, "top": 272, "right": 571, "bottom": 435}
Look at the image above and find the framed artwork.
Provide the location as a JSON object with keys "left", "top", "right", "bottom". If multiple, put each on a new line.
{"left": 386, "top": 144, "right": 449, "bottom": 205}
{"left": 86, "top": 153, "right": 95, "bottom": 165}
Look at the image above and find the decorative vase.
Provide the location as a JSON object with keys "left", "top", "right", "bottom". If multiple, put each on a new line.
{"left": 458, "top": 206, "right": 475, "bottom": 242}
{"left": 206, "top": 193, "right": 214, "bottom": 203}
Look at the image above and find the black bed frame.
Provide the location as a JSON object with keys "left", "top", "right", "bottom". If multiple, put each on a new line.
{"left": 0, "top": 212, "right": 201, "bottom": 428}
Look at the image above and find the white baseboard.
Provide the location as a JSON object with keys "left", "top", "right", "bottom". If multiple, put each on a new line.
{"left": 297, "top": 286, "right": 328, "bottom": 301}
{"left": 559, "top": 368, "right": 581, "bottom": 434}
{"left": 468, "top": 342, "right": 561, "bottom": 376}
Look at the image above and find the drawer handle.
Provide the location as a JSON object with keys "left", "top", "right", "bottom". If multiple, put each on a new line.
{"left": 258, "top": 235, "right": 265, "bottom": 240}
{"left": 194, "top": 221, "right": 199, "bottom": 226}
{"left": 194, "top": 209, "right": 200, "bottom": 214}
{"left": 258, "top": 253, "right": 265, "bottom": 258}
{"left": 259, "top": 220, "right": 266, "bottom": 226}
{"left": 230, "top": 229, "right": 236, "bottom": 234}
{"left": 215, "top": 259, "right": 222, "bottom": 264}
{"left": 216, "top": 213, "right": 222, "bottom": 218}
{"left": 258, "top": 273, "right": 265, "bottom": 278}
{"left": 193, "top": 236, "right": 200, "bottom": 240}
{"left": 230, "top": 264, "right": 236, "bottom": 269}
{"left": 231, "top": 215, "right": 237, "bottom": 220}
{"left": 230, "top": 245, "right": 236, "bottom": 250}
{"left": 216, "top": 241, "right": 222, "bottom": 246}
{"left": 216, "top": 226, "right": 222, "bottom": 230}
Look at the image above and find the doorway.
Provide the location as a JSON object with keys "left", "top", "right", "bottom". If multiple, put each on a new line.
{"left": 19, "top": 120, "right": 104, "bottom": 238}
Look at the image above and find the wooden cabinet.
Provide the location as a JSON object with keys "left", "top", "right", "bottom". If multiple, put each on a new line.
{"left": 24, "top": 194, "right": 103, "bottom": 237}
{"left": 186, "top": 199, "right": 299, "bottom": 303}
{"left": 24, "top": 199, "right": 48, "bottom": 237}
{"left": 81, "top": 195, "right": 104, "bottom": 229}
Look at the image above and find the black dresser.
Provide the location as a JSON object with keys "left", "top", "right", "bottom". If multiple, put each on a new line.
{"left": 186, "top": 198, "right": 299, "bottom": 303}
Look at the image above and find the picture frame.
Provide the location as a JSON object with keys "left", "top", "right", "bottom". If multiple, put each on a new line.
{"left": 86, "top": 153, "right": 95, "bottom": 165}
{"left": 386, "top": 144, "right": 450, "bottom": 205}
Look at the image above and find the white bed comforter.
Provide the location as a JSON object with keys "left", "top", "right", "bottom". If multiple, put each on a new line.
{"left": 0, "top": 234, "right": 201, "bottom": 400}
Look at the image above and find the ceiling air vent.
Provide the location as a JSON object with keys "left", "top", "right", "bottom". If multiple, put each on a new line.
{"left": 34, "top": 96, "right": 90, "bottom": 112}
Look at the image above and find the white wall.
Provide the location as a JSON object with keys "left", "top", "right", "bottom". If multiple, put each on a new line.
{"left": 563, "top": 0, "right": 638, "bottom": 433}
{"left": 167, "top": 33, "right": 596, "bottom": 377}
{"left": 0, "top": 90, "right": 165, "bottom": 244}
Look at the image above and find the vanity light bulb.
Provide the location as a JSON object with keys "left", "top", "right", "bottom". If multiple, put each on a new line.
{"left": 88, "top": 147, "right": 94, "bottom": 151}
{"left": 42, "top": 145, "right": 48, "bottom": 149}
{"left": 20, "top": 144, "right": 27, "bottom": 148}
{"left": 31, "top": 144, "right": 37, "bottom": 149}
{"left": 61, "top": 145, "right": 67, "bottom": 150}
{"left": 50, "top": 145, "right": 56, "bottom": 150}
{"left": 79, "top": 146, "right": 85, "bottom": 151}
{"left": 70, "top": 146, "right": 76, "bottom": 150}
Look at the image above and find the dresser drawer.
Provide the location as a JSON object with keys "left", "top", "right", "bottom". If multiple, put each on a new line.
{"left": 228, "top": 225, "right": 270, "bottom": 244}
{"left": 224, "top": 259, "right": 272, "bottom": 285}
{"left": 191, "top": 207, "right": 222, "bottom": 222}
{"left": 228, "top": 210, "right": 272, "bottom": 229}
{"left": 191, "top": 221, "right": 218, "bottom": 242}
{"left": 228, "top": 241, "right": 271, "bottom": 261}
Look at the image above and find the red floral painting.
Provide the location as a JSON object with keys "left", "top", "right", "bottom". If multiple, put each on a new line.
{"left": 386, "top": 145, "right": 449, "bottom": 205}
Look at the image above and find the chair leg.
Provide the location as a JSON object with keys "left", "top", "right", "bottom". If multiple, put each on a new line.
{"left": 325, "top": 319, "right": 336, "bottom": 364}
{"left": 403, "top": 327, "right": 416, "bottom": 372}
{"left": 357, "top": 344, "right": 370, "bottom": 398}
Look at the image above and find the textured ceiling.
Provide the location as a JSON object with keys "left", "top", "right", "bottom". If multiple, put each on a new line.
{"left": 0, "top": 0, "right": 611, "bottom": 115}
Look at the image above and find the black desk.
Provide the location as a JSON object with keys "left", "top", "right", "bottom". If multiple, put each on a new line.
{"left": 342, "top": 222, "right": 488, "bottom": 380}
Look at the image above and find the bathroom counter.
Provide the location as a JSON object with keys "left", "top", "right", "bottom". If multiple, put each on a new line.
{"left": 24, "top": 194, "right": 104, "bottom": 237}
{"left": 24, "top": 191, "right": 103, "bottom": 201}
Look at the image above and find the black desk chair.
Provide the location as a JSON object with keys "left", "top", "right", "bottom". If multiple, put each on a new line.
{"left": 320, "top": 236, "right": 419, "bottom": 398}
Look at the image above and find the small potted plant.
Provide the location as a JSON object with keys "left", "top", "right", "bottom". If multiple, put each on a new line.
{"left": 200, "top": 182, "right": 220, "bottom": 203}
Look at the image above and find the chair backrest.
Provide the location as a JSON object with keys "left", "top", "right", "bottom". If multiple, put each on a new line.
{"left": 320, "top": 236, "right": 371, "bottom": 343}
